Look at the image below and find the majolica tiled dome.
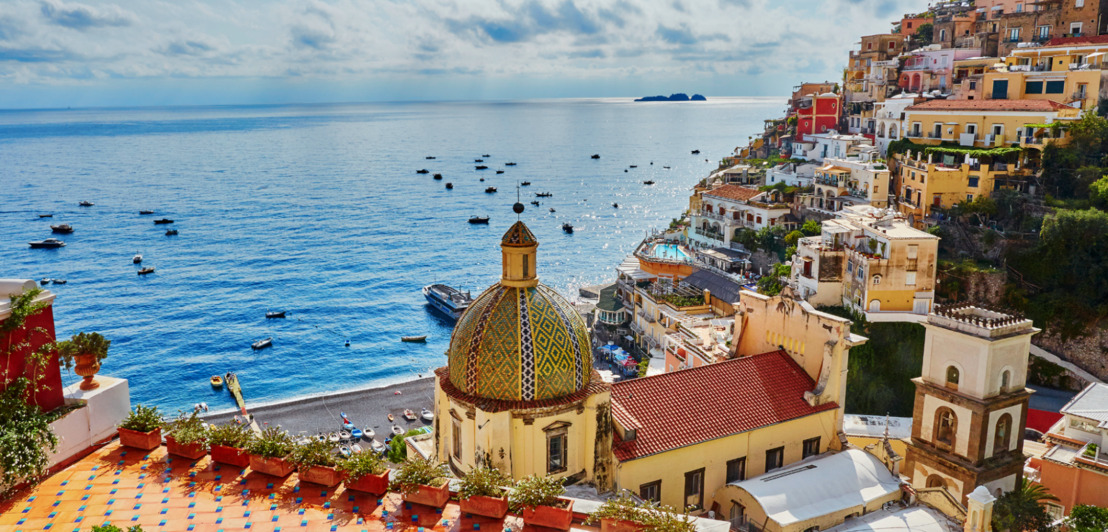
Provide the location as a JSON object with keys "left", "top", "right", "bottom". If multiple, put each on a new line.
{"left": 447, "top": 221, "right": 592, "bottom": 402}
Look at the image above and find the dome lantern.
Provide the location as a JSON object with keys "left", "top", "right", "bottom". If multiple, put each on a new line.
{"left": 500, "top": 221, "right": 538, "bottom": 288}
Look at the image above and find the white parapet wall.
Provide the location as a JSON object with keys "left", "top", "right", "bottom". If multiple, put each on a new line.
{"left": 48, "top": 376, "right": 131, "bottom": 467}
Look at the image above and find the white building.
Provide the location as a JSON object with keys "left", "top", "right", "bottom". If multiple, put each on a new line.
{"left": 689, "top": 184, "right": 793, "bottom": 248}
{"left": 873, "top": 95, "right": 920, "bottom": 155}
{"left": 797, "top": 132, "right": 875, "bottom": 163}
{"left": 766, "top": 161, "right": 818, "bottom": 187}
{"left": 797, "top": 146, "right": 892, "bottom": 217}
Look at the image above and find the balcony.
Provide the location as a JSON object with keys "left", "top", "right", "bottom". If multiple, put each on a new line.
{"left": 637, "top": 310, "right": 657, "bottom": 324}
{"left": 696, "top": 210, "right": 728, "bottom": 223}
{"left": 693, "top": 227, "right": 724, "bottom": 241}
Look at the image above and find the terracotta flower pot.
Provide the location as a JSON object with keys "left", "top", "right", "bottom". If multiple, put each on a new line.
{"left": 460, "top": 494, "right": 509, "bottom": 519}
{"left": 402, "top": 481, "right": 450, "bottom": 508}
{"left": 345, "top": 470, "right": 391, "bottom": 495}
{"left": 521, "top": 499, "right": 574, "bottom": 531}
{"left": 73, "top": 353, "right": 101, "bottom": 390}
{"left": 601, "top": 517, "right": 648, "bottom": 532}
{"left": 298, "top": 464, "right": 342, "bottom": 487}
{"left": 118, "top": 427, "right": 162, "bottom": 450}
{"left": 210, "top": 444, "right": 251, "bottom": 468}
{"left": 165, "top": 436, "right": 207, "bottom": 460}
{"left": 249, "top": 455, "right": 295, "bottom": 477}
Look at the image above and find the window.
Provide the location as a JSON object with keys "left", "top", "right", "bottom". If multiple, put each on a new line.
{"left": 1001, "top": 370, "right": 1011, "bottom": 391}
{"left": 966, "top": 123, "right": 977, "bottom": 134}
{"left": 1025, "top": 81, "right": 1044, "bottom": 94}
{"left": 1045, "top": 80, "right": 1065, "bottom": 94}
{"left": 935, "top": 408, "right": 957, "bottom": 447}
{"left": 522, "top": 254, "right": 529, "bottom": 277}
{"left": 1076, "top": 0, "right": 1084, "bottom": 7}
{"left": 873, "top": 274, "right": 882, "bottom": 285}
{"left": 968, "top": 177, "right": 979, "bottom": 188}
{"left": 967, "top": 194, "right": 975, "bottom": 202}
{"left": 1071, "top": 22, "right": 1083, "bottom": 35}
{"left": 729, "top": 503, "right": 746, "bottom": 528}
{"left": 946, "top": 366, "right": 960, "bottom": 387}
{"left": 726, "top": 457, "right": 747, "bottom": 483}
{"left": 546, "top": 430, "right": 567, "bottom": 474}
{"left": 640, "top": 481, "right": 661, "bottom": 503}
{"left": 926, "top": 474, "right": 946, "bottom": 488}
{"left": 802, "top": 437, "right": 821, "bottom": 458}
{"left": 939, "top": 29, "right": 947, "bottom": 42}
{"left": 994, "top": 413, "right": 1013, "bottom": 455}
{"left": 905, "top": 272, "right": 917, "bottom": 286}
{"left": 765, "top": 446, "right": 784, "bottom": 473}
{"left": 1008, "top": 28, "right": 1020, "bottom": 42}
{"left": 451, "top": 416, "right": 462, "bottom": 460}
{"left": 684, "top": 468, "right": 705, "bottom": 510}
{"left": 969, "top": 80, "right": 977, "bottom": 90}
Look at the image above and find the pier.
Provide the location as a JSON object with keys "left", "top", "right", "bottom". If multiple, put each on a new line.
{"left": 225, "top": 373, "right": 262, "bottom": 435}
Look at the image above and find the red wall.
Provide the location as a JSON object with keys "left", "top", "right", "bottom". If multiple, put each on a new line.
{"left": 2, "top": 304, "right": 64, "bottom": 412}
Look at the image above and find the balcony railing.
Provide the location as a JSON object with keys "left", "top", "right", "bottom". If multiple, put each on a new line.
{"left": 637, "top": 310, "right": 656, "bottom": 324}
{"left": 694, "top": 227, "right": 724, "bottom": 241}
{"left": 697, "top": 210, "right": 728, "bottom": 222}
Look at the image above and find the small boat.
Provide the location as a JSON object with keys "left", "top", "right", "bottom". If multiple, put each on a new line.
{"left": 165, "top": 229, "right": 178, "bottom": 236}
{"left": 403, "top": 409, "right": 417, "bottom": 421}
{"left": 154, "top": 218, "right": 174, "bottom": 224}
{"left": 425, "top": 156, "right": 436, "bottom": 160}
{"left": 520, "top": 181, "right": 530, "bottom": 186}
{"left": 339, "top": 429, "right": 352, "bottom": 441}
{"left": 445, "top": 182, "right": 453, "bottom": 189}
{"left": 421, "top": 408, "right": 434, "bottom": 421}
{"left": 370, "top": 439, "right": 385, "bottom": 452}
{"left": 79, "top": 201, "right": 94, "bottom": 207}
{"left": 643, "top": 180, "right": 655, "bottom": 185}
{"left": 416, "top": 169, "right": 430, "bottom": 174}
{"left": 29, "top": 238, "right": 66, "bottom": 249}
{"left": 591, "top": 154, "right": 600, "bottom": 159}
{"left": 387, "top": 413, "right": 395, "bottom": 422}
{"left": 433, "top": 173, "right": 443, "bottom": 180}
{"left": 345, "top": 340, "right": 350, "bottom": 347}
{"left": 480, "top": 178, "right": 485, "bottom": 182}
{"left": 210, "top": 375, "right": 224, "bottom": 388}
{"left": 40, "top": 278, "right": 52, "bottom": 285}
{"left": 663, "top": 166, "right": 671, "bottom": 169}
{"left": 38, "top": 214, "right": 53, "bottom": 218}
{"left": 363, "top": 428, "right": 375, "bottom": 440}
{"left": 139, "top": 210, "right": 154, "bottom": 215}
{"left": 475, "top": 165, "right": 488, "bottom": 170}
{"left": 329, "top": 432, "right": 340, "bottom": 443}
{"left": 691, "top": 149, "right": 700, "bottom": 154}
{"left": 401, "top": 335, "right": 427, "bottom": 343}
{"left": 496, "top": 170, "right": 504, "bottom": 174}
{"left": 137, "top": 267, "right": 155, "bottom": 275}
{"left": 474, "top": 159, "right": 484, "bottom": 163}
{"left": 351, "top": 444, "right": 362, "bottom": 453}
{"left": 339, "top": 446, "right": 352, "bottom": 458}
{"left": 351, "top": 428, "right": 363, "bottom": 440}
{"left": 562, "top": 223, "right": 574, "bottom": 234}
{"left": 52, "top": 279, "right": 67, "bottom": 285}
{"left": 549, "top": 208, "right": 556, "bottom": 213}
{"left": 630, "top": 165, "right": 638, "bottom": 168}
{"left": 468, "top": 216, "right": 490, "bottom": 224}
{"left": 506, "top": 162, "right": 517, "bottom": 166}
{"left": 536, "top": 192, "right": 552, "bottom": 197}
{"left": 530, "top": 200, "right": 540, "bottom": 206}
{"left": 133, "top": 254, "right": 142, "bottom": 264}
{"left": 51, "top": 224, "right": 74, "bottom": 234}
{"left": 265, "top": 311, "right": 286, "bottom": 319}
{"left": 624, "top": 169, "right": 628, "bottom": 173}
{"left": 251, "top": 337, "right": 273, "bottom": 350}
{"left": 613, "top": 203, "right": 619, "bottom": 208}
{"left": 391, "top": 425, "right": 403, "bottom": 436}
{"left": 481, "top": 154, "right": 490, "bottom": 158}
{"left": 485, "top": 187, "right": 497, "bottom": 193}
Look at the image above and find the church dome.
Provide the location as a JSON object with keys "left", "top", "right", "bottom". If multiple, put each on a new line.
{"left": 447, "top": 221, "right": 592, "bottom": 402}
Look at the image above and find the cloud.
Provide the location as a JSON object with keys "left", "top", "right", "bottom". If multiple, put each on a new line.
{"left": 447, "top": 0, "right": 609, "bottom": 44}
{"left": 0, "top": 45, "right": 79, "bottom": 63}
{"left": 39, "top": 0, "right": 135, "bottom": 30}
{"left": 159, "top": 39, "right": 215, "bottom": 57}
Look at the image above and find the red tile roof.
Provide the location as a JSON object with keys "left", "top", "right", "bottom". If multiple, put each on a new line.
{"left": 704, "top": 184, "right": 761, "bottom": 202}
{"left": 905, "top": 99, "right": 1070, "bottom": 112}
{"left": 1045, "top": 35, "right": 1108, "bottom": 47}
{"left": 610, "top": 351, "right": 838, "bottom": 461}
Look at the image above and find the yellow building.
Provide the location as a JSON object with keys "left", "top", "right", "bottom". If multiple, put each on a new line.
{"left": 903, "top": 98, "right": 1079, "bottom": 148}
{"left": 980, "top": 68, "right": 1102, "bottom": 111}
{"left": 433, "top": 219, "right": 614, "bottom": 488}
{"left": 894, "top": 147, "right": 1032, "bottom": 222}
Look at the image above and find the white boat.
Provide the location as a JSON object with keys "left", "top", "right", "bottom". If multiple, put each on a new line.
{"left": 133, "top": 254, "right": 143, "bottom": 264}
{"left": 339, "top": 429, "right": 352, "bottom": 441}
{"left": 328, "top": 432, "right": 340, "bottom": 443}
{"left": 403, "top": 409, "right": 417, "bottom": 421}
{"left": 362, "top": 428, "right": 375, "bottom": 440}
{"left": 351, "top": 443, "right": 363, "bottom": 453}
{"left": 370, "top": 439, "right": 385, "bottom": 452}
{"left": 251, "top": 337, "right": 273, "bottom": 350}
{"left": 422, "top": 284, "right": 474, "bottom": 321}
{"left": 391, "top": 425, "right": 403, "bottom": 436}
{"left": 339, "top": 446, "right": 352, "bottom": 458}
{"left": 421, "top": 408, "right": 434, "bottom": 421}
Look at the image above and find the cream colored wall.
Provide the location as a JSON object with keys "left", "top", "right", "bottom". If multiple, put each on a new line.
{"left": 911, "top": 460, "right": 968, "bottom": 500}
{"left": 921, "top": 394, "right": 974, "bottom": 458}
{"left": 615, "top": 411, "right": 839, "bottom": 510}
{"left": 984, "top": 404, "right": 1024, "bottom": 459}
{"left": 920, "top": 324, "right": 1034, "bottom": 401}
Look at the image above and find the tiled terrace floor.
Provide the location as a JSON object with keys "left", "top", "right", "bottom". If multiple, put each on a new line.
{"left": 1, "top": 442, "right": 542, "bottom": 532}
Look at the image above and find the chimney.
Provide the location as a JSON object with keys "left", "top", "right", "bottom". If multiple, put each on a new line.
{"left": 703, "top": 289, "right": 711, "bottom": 306}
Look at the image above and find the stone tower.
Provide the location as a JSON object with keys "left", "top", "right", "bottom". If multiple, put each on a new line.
{"left": 904, "top": 304, "right": 1039, "bottom": 503}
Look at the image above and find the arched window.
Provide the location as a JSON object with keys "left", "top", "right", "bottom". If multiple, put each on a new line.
{"left": 935, "top": 407, "right": 957, "bottom": 448}
{"left": 994, "top": 413, "right": 1012, "bottom": 455}
{"left": 1000, "top": 370, "right": 1011, "bottom": 392}
{"left": 926, "top": 474, "right": 946, "bottom": 488}
{"left": 946, "top": 366, "right": 960, "bottom": 390}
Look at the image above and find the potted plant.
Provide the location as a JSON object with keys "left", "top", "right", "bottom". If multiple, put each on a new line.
{"left": 393, "top": 457, "right": 450, "bottom": 508}
{"left": 163, "top": 411, "right": 208, "bottom": 460}
{"left": 337, "top": 450, "right": 390, "bottom": 495}
{"left": 117, "top": 404, "right": 163, "bottom": 450}
{"left": 56, "top": 332, "right": 110, "bottom": 391}
{"left": 246, "top": 426, "right": 296, "bottom": 477}
{"left": 207, "top": 421, "right": 254, "bottom": 467}
{"left": 288, "top": 439, "right": 341, "bottom": 487}
{"left": 585, "top": 493, "right": 696, "bottom": 532}
{"left": 510, "top": 474, "right": 573, "bottom": 530}
{"left": 458, "top": 466, "right": 509, "bottom": 519}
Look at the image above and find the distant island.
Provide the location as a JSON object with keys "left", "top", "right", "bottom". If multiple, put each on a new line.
{"left": 634, "top": 93, "right": 707, "bottom": 102}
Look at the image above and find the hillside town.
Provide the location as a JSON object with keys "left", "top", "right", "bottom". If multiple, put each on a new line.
{"left": 4, "top": 1, "right": 1108, "bottom": 531}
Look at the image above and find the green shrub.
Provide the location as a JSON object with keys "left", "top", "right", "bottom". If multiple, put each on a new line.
{"left": 458, "top": 465, "right": 508, "bottom": 499}
{"left": 585, "top": 493, "right": 695, "bottom": 531}
{"left": 393, "top": 456, "right": 448, "bottom": 495}
{"left": 90, "top": 525, "right": 144, "bottom": 532}
{"left": 247, "top": 426, "right": 295, "bottom": 459}
{"left": 56, "top": 331, "right": 110, "bottom": 370}
{"left": 0, "top": 378, "right": 58, "bottom": 495}
{"left": 119, "top": 404, "right": 163, "bottom": 433}
{"left": 509, "top": 474, "right": 565, "bottom": 511}
{"left": 287, "top": 439, "right": 337, "bottom": 469}
{"left": 207, "top": 421, "right": 253, "bottom": 448}
{"left": 163, "top": 411, "right": 208, "bottom": 447}
{"left": 336, "top": 450, "right": 388, "bottom": 481}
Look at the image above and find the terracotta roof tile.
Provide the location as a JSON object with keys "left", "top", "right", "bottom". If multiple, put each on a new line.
{"left": 1044, "top": 35, "right": 1108, "bottom": 47}
{"left": 906, "top": 99, "right": 1070, "bottom": 112}
{"left": 703, "top": 184, "right": 761, "bottom": 202}
{"left": 610, "top": 351, "right": 837, "bottom": 461}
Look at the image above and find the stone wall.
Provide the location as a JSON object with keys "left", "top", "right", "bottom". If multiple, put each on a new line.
{"left": 1034, "top": 328, "right": 1108, "bottom": 384}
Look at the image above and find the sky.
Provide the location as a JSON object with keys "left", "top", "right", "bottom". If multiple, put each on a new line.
{"left": 0, "top": 0, "right": 923, "bottom": 109}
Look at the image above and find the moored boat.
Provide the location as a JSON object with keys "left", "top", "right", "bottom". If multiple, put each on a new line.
{"left": 421, "top": 408, "right": 434, "bottom": 421}
{"left": 485, "top": 187, "right": 497, "bottom": 193}
{"left": 266, "top": 311, "right": 286, "bottom": 319}
{"left": 691, "top": 149, "right": 700, "bottom": 154}
{"left": 139, "top": 210, "right": 155, "bottom": 215}
{"left": 445, "top": 182, "right": 453, "bottom": 189}
{"left": 403, "top": 409, "right": 417, "bottom": 421}
{"left": 425, "top": 156, "right": 435, "bottom": 159}
{"left": 591, "top": 154, "right": 600, "bottom": 159}
{"left": 52, "top": 279, "right": 67, "bottom": 285}
{"left": 40, "top": 278, "right": 52, "bottom": 285}
{"left": 29, "top": 238, "right": 66, "bottom": 249}
{"left": 38, "top": 214, "right": 53, "bottom": 218}
{"left": 520, "top": 181, "right": 530, "bottom": 186}
{"left": 416, "top": 169, "right": 430, "bottom": 174}
{"left": 391, "top": 425, "right": 403, "bottom": 436}
{"left": 562, "top": 223, "right": 574, "bottom": 234}
{"left": 210, "top": 375, "right": 224, "bottom": 389}
{"left": 154, "top": 218, "right": 174, "bottom": 224}
{"left": 536, "top": 192, "right": 552, "bottom": 197}
{"left": 423, "top": 284, "right": 473, "bottom": 320}
{"left": 468, "top": 216, "right": 489, "bottom": 224}
{"left": 51, "top": 224, "right": 74, "bottom": 234}
{"left": 401, "top": 335, "right": 427, "bottom": 343}
{"left": 481, "top": 154, "right": 490, "bottom": 157}
{"left": 387, "top": 413, "right": 395, "bottom": 422}
{"left": 613, "top": 203, "right": 619, "bottom": 208}
{"left": 79, "top": 201, "right": 94, "bottom": 207}
{"left": 137, "top": 267, "right": 155, "bottom": 275}
{"left": 506, "top": 162, "right": 517, "bottom": 166}
{"left": 475, "top": 165, "right": 488, "bottom": 170}
{"left": 496, "top": 170, "right": 504, "bottom": 174}
{"left": 165, "top": 229, "right": 178, "bottom": 236}
{"left": 433, "top": 173, "right": 443, "bottom": 180}
{"left": 474, "top": 159, "right": 484, "bottom": 163}
{"left": 370, "top": 439, "right": 385, "bottom": 452}
{"left": 530, "top": 200, "right": 540, "bottom": 206}
{"left": 251, "top": 337, "right": 273, "bottom": 350}
{"left": 643, "top": 180, "right": 655, "bottom": 185}
{"left": 133, "top": 254, "right": 142, "bottom": 264}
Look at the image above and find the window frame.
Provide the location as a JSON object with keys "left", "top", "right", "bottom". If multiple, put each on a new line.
{"left": 765, "top": 446, "right": 785, "bottom": 473}
{"left": 684, "top": 467, "right": 706, "bottom": 511}
{"left": 639, "top": 480, "right": 661, "bottom": 503}
{"left": 726, "top": 457, "right": 747, "bottom": 483}
{"left": 802, "top": 437, "right": 821, "bottom": 459}
{"left": 545, "top": 423, "right": 569, "bottom": 474}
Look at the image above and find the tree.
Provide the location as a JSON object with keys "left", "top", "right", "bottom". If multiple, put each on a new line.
{"left": 801, "top": 219, "right": 821, "bottom": 236}
{"left": 915, "top": 23, "right": 933, "bottom": 46}
{"left": 784, "top": 230, "right": 804, "bottom": 247}
{"left": 756, "top": 263, "right": 792, "bottom": 296}
{"left": 1090, "top": 175, "right": 1108, "bottom": 209}
{"left": 1066, "top": 504, "right": 1108, "bottom": 532}
{"left": 992, "top": 478, "right": 1059, "bottom": 532}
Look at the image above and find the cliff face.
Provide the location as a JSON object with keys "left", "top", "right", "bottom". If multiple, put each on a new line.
{"left": 1034, "top": 329, "right": 1108, "bottom": 383}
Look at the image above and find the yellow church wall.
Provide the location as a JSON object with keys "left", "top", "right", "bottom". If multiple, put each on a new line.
{"left": 863, "top": 288, "right": 920, "bottom": 312}
{"left": 615, "top": 411, "right": 839, "bottom": 511}
{"left": 508, "top": 391, "right": 609, "bottom": 483}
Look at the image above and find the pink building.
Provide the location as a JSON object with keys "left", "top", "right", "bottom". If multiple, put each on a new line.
{"left": 899, "top": 46, "right": 984, "bottom": 93}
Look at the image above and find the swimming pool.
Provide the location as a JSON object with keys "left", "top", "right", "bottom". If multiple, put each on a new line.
{"left": 650, "top": 243, "right": 692, "bottom": 262}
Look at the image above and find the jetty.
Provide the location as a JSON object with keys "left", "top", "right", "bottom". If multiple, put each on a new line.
{"left": 225, "top": 372, "right": 262, "bottom": 435}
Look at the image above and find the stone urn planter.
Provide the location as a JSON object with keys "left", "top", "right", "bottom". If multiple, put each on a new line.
{"left": 601, "top": 518, "right": 648, "bottom": 532}
{"left": 118, "top": 427, "right": 161, "bottom": 450}
{"left": 249, "top": 455, "right": 295, "bottom": 477}
{"left": 210, "top": 444, "right": 251, "bottom": 468}
{"left": 298, "top": 465, "right": 343, "bottom": 487}
{"left": 521, "top": 499, "right": 575, "bottom": 530}
{"left": 460, "top": 494, "right": 509, "bottom": 519}
{"left": 73, "top": 353, "right": 102, "bottom": 390}
{"left": 165, "top": 436, "right": 207, "bottom": 460}
{"left": 402, "top": 481, "right": 451, "bottom": 508}
{"left": 345, "top": 470, "right": 391, "bottom": 495}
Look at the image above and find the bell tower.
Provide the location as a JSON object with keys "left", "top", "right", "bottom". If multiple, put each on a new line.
{"left": 904, "top": 304, "right": 1039, "bottom": 503}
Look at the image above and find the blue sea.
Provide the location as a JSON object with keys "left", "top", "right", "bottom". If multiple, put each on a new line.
{"left": 0, "top": 97, "right": 781, "bottom": 412}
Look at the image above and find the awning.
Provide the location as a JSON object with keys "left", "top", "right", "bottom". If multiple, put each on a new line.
{"left": 624, "top": 335, "right": 634, "bottom": 342}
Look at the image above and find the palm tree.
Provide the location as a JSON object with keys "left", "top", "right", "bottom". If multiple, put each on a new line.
{"left": 992, "top": 478, "right": 1059, "bottom": 532}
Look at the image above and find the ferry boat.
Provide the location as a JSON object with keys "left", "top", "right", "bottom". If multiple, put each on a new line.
{"left": 422, "top": 284, "right": 473, "bottom": 320}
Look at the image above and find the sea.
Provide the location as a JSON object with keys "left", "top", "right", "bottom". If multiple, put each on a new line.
{"left": 0, "top": 97, "right": 782, "bottom": 412}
